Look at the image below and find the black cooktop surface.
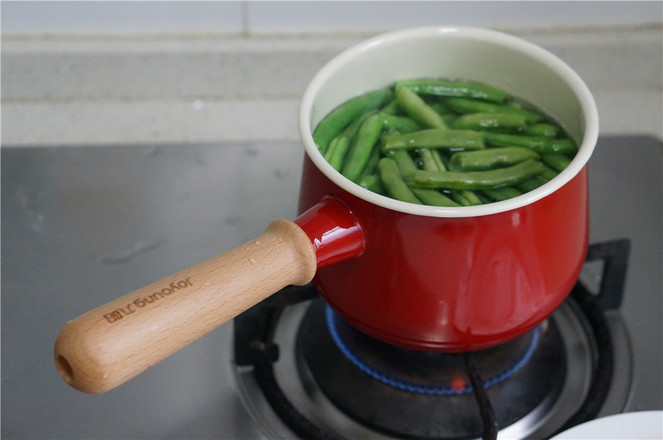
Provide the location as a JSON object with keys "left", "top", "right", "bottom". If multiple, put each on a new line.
{"left": 2, "top": 136, "right": 661, "bottom": 439}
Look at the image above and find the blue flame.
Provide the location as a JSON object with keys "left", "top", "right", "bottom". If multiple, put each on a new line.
{"left": 325, "top": 306, "right": 541, "bottom": 396}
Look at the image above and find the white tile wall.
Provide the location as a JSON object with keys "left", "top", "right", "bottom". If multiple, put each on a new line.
{"left": 2, "top": 1, "right": 662, "bottom": 35}
{"left": 1, "top": 1, "right": 244, "bottom": 34}
{"left": 2, "top": 1, "right": 661, "bottom": 147}
{"left": 245, "top": 1, "right": 663, "bottom": 33}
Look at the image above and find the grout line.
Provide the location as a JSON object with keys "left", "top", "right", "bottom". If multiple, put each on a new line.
{"left": 241, "top": 0, "right": 250, "bottom": 37}
{"left": 1, "top": 22, "right": 659, "bottom": 42}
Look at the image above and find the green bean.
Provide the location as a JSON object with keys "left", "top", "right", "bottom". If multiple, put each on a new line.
{"left": 524, "top": 123, "right": 560, "bottom": 138}
{"left": 483, "top": 132, "right": 578, "bottom": 155}
{"left": 441, "top": 114, "right": 458, "bottom": 126}
{"left": 516, "top": 164, "right": 558, "bottom": 192}
{"left": 540, "top": 164, "right": 559, "bottom": 181}
{"left": 429, "top": 105, "right": 456, "bottom": 128}
{"left": 391, "top": 150, "right": 418, "bottom": 183}
{"left": 517, "top": 175, "right": 548, "bottom": 192}
{"left": 475, "top": 192, "right": 494, "bottom": 205}
{"left": 418, "top": 148, "right": 446, "bottom": 171}
{"left": 412, "top": 159, "right": 545, "bottom": 190}
{"left": 343, "top": 110, "right": 378, "bottom": 139}
{"left": 361, "top": 145, "right": 382, "bottom": 178}
{"left": 437, "top": 151, "right": 451, "bottom": 170}
{"left": 377, "top": 158, "right": 422, "bottom": 204}
{"left": 429, "top": 102, "right": 453, "bottom": 115}
{"left": 450, "top": 192, "right": 470, "bottom": 206}
{"left": 411, "top": 188, "right": 460, "bottom": 206}
{"left": 451, "top": 113, "right": 528, "bottom": 132}
{"left": 449, "top": 191, "right": 482, "bottom": 206}
{"left": 542, "top": 153, "right": 573, "bottom": 172}
{"left": 341, "top": 114, "right": 383, "bottom": 182}
{"left": 431, "top": 149, "right": 448, "bottom": 171}
{"left": 482, "top": 187, "right": 523, "bottom": 202}
{"left": 395, "top": 87, "right": 448, "bottom": 129}
{"left": 324, "top": 135, "right": 351, "bottom": 171}
{"left": 380, "top": 99, "right": 399, "bottom": 115}
{"left": 379, "top": 113, "right": 421, "bottom": 134}
{"left": 459, "top": 190, "right": 483, "bottom": 205}
{"left": 395, "top": 79, "right": 510, "bottom": 104}
{"left": 416, "top": 148, "right": 454, "bottom": 205}
{"left": 358, "top": 174, "right": 386, "bottom": 195}
{"left": 382, "top": 129, "right": 484, "bottom": 153}
{"left": 316, "top": 77, "right": 575, "bottom": 206}
{"left": 445, "top": 97, "right": 543, "bottom": 124}
{"left": 313, "top": 88, "right": 393, "bottom": 153}
{"left": 449, "top": 147, "right": 539, "bottom": 171}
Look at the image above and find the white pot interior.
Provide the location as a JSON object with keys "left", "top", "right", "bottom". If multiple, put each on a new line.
{"left": 299, "top": 27, "right": 599, "bottom": 218}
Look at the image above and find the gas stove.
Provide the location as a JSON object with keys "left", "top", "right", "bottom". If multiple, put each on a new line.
{"left": 227, "top": 136, "right": 661, "bottom": 439}
{"left": 1, "top": 135, "right": 660, "bottom": 439}
{"left": 232, "top": 239, "right": 632, "bottom": 439}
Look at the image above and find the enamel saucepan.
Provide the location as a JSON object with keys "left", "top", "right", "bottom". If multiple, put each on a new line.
{"left": 54, "top": 27, "right": 598, "bottom": 394}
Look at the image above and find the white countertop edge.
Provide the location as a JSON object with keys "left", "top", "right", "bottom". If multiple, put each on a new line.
{"left": 2, "top": 25, "right": 661, "bottom": 147}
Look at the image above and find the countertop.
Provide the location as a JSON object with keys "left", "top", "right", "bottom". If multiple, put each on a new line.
{"left": 2, "top": 135, "right": 661, "bottom": 438}
{"left": 2, "top": 25, "right": 662, "bottom": 146}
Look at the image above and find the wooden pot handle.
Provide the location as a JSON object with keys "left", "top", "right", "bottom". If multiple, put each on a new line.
{"left": 54, "top": 219, "right": 317, "bottom": 394}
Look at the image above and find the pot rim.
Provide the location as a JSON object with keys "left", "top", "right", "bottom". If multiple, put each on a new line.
{"left": 298, "top": 26, "right": 599, "bottom": 218}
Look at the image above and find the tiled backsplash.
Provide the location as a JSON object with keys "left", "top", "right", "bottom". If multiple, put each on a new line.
{"left": 3, "top": 1, "right": 661, "bottom": 35}
{"left": 2, "top": 2, "right": 662, "bottom": 147}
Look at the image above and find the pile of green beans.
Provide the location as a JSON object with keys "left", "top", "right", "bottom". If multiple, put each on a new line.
{"left": 313, "top": 78, "right": 578, "bottom": 206}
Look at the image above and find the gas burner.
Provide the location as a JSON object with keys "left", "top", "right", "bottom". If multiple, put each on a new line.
{"left": 321, "top": 305, "right": 542, "bottom": 396}
{"left": 232, "top": 239, "right": 633, "bottom": 439}
{"left": 296, "top": 300, "right": 563, "bottom": 438}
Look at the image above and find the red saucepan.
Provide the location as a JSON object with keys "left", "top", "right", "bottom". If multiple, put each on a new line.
{"left": 54, "top": 27, "right": 599, "bottom": 394}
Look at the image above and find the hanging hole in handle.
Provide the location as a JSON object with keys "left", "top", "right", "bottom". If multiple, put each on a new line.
{"left": 56, "top": 355, "right": 74, "bottom": 384}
